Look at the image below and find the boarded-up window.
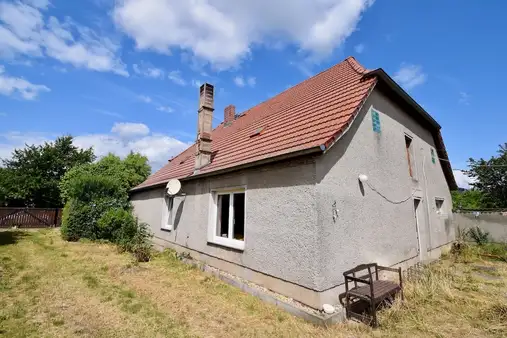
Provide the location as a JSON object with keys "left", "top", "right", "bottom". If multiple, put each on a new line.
{"left": 405, "top": 135, "right": 415, "bottom": 178}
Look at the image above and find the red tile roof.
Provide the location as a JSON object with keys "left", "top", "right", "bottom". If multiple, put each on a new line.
{"left": 133, "top": 56, "right": 455, "bottom": 191}
{"left": 133, "top": 57, "right": 376, "bottom": 191}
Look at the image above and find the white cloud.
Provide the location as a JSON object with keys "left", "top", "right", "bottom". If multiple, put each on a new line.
{"left": 453, "top": 170, "right": 476, "bottom": 190}
{"left": 354, "top": 43, "right": 365, "bottom": 54}
{"left": 75, "top": 130, "right": 190, "bottom": 170}
{"left": 94, "top": 109, "right": 123, "bottom": 118}
{"left": 0, "top": 131, "right": 53, "bottom": 160}
{"left": 289, "top": 60, "right": 313, "bottom": 77}
{"left": 156, "top": 105, "right": 173, "bottom": 113}
{"left": 459, "top": 91, "right": 470, "bottom": 105}
{"left": 192, "top": 79, "right": 202, "bottom": 88}
{"left": 113, "top": 0, "right": 374, "bottom": 69}
{"left": 234, "top": 75, "right": 256, "bottom": 88}
{"left": 0, "top": 1, "right": 127, "bottom": 76}
{"left": 111, "top": 122, "right": 150, "bottom": 138}
{"left": 247, "top": 76, "right": 256, "bottom": 87}
{"left": 233, "top": 76, "right": 245, "bottom": 87}
{"left": 167, "top": 70, "right": 186, "bottom": 86}
{"left": 133, "top": 62, "right": 164, "bottom": 79}
{"left": 137, "top": 95, "right": 152, "bottom": 103}
{"left": 24, "top": 0, "right": 50, "bottom": 9}
{"left": 0, "top": 64, "right": 50, "bottom": 99}
{"left": 393, "top": 63, "right": 427, "bottom": 90}
{"left": 0, "top": 125, "right": 190, "bottom": 170}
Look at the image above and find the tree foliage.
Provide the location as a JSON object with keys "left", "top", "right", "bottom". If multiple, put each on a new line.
{"left": 60, "top": 152, "right": 150, "bottom": 203}
{"left": 0, "top": 136, "right": 94, "bottom": 207}
{"left": 60, "top": 152, "right": 152, "bottom": 261}
{"left": 466, "top": 143, "right": 507, "bottom": 208}
{"left": 451, "top": 190, "right": 487, "bottom": 210}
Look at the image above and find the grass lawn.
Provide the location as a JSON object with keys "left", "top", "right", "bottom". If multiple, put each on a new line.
{"left": 0, "top": 229, "right": 505, "bottom": 337}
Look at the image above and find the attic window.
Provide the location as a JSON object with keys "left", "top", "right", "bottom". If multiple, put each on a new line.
{"left": 250, "top": 127, "right": 264, "bottom": 137}
{"left": 431, "top": 148, "right": 436, "bottom": 164}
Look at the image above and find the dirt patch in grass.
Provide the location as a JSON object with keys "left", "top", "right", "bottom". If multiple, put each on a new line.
{"left": 0, "top": 229, "right": 506, "bottom": 338}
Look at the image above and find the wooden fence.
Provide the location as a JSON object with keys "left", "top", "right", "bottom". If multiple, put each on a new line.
{"left": 0, "top": 208, "right": 62, "bottom": 228}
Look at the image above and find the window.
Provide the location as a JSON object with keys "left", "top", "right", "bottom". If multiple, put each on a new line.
{"left": 161, "top": 196, "right": 174, "bottom": 230}
{"left": 371, "top": 109, "right": 381, "bottom": 133}
{"left": 431, "top": 148, "right": 436, "bottom": 164}
{"left": 209, "top": 188, "right": 246, "bottom": 250}
{"left": 435, "top": 198, "right": 444, "bottom": 214}
{"left": 405, "top": 135, "right": 415, "bottom": 178}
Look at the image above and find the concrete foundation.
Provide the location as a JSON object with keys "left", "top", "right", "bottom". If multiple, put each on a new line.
{"left": 153, "top": 235, "right": 453, "bottom": 312}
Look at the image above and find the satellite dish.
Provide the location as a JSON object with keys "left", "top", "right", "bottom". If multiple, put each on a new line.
{"left": 166, "top": 179, "right": 181, "bottom": 196}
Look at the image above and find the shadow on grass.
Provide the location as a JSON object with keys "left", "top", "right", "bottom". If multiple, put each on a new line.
{"left": 0, "top": 231, "right": 29, "bottom": 246}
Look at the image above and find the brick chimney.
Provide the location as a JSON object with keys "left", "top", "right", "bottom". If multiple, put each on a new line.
{"left": 224, "top": 104, "right": 235, "bottom": 124}
{"left": 195, "top": 83, "right": 214, "bottom": 171}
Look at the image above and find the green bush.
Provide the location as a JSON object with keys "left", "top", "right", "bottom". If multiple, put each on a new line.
{"left": 97, "top": 209, "right": 153, "bottom": 262}
{"left": 98, "top": 208, "right": 136, "bottom": 243}
{"left": 61, "top": 199, "right": 129, "bottom": 241}
{"left": 59, "top": 152, "right": 152, "bottom": 261}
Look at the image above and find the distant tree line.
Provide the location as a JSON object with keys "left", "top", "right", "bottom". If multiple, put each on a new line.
{"left": 0, "top": 136, "right": 95, "bottom": 207}
{"left": 453, "top": 143, "right": 507, "bottom": 209}
{"left": 0, "top": 135, "right": 154, "bottom": 261}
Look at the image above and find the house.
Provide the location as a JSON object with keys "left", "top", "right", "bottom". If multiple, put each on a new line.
{"left": 130, "top": 57, "right": 457, "bottom": 310}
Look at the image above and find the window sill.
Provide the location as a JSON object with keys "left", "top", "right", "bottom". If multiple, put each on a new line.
{"left": 161, "top": 225, "right": 173, "bottom": 232}
{"left": 208, "top": 236, "right": 245, "bottom": 251}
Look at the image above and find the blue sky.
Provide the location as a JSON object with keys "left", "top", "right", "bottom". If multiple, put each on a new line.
{"left": 0, "top": 0, "right": 505, "bottom": 188}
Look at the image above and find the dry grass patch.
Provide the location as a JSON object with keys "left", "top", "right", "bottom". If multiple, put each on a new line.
{"left": 0, "top": 229, "right": 506, "bottom": 338}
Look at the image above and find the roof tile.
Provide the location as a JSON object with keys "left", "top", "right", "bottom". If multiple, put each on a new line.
{"left": 134, "top": 57, "right": 376, "bottom": 190}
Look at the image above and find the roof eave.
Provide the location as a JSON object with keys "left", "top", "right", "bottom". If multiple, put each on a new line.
{"left": 365, "top": 69, "right": 441, "bottom": 129}
{"left": 365, "top": 69, "right": 457, "bottom": 191}
{"left": 130, "top": 145, "right": 324, "bottom": 194}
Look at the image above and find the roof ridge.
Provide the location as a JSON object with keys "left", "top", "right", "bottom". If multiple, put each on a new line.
{"left": 345, "top": 56, "right": 368, "bottom": 75}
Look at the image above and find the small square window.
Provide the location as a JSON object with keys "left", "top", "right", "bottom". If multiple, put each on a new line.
{"left": 161, "top": 196, "right": 174, "bottom": 230}
{"left": 209, "top": 189, "right": 246, "bottom": 250}
{"left": 435, "top": 198, "right": 444, "bottom": 214}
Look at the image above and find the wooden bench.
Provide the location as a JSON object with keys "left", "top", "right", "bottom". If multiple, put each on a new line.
{"left": 339, "top": 263, "right": 403, "bottom": 327}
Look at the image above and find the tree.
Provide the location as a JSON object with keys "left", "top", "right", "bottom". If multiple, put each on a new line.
{"left": 466, "top": 143, "right": 507, "bottom": 208}
{"left": 0, "top": 136, "right": 95, "bottom": 207}
{"left": 451, "top": 190, "right": 486, "bottom": 210}
{"left": 60, "top": 152, "right": 151, "bottom": 204}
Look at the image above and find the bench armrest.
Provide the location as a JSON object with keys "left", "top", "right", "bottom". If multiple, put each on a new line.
{"left": 345, "top": 276, "right": 371, "bottom": 285}
{"left": 377, "top": 265, "right": 403, "bottom": 285}
{"left": 377, "top": 265, "right": 399, "bottom": 273}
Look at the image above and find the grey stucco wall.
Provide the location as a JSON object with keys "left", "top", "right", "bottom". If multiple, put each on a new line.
{"left": 131, "top": 87, "right": 454, "bottom": 296}
{"left": 453, "top": 212, "right": 507, "bottom": 243}
{"left": 314, "top": 88, "right": 454, "bottom": 290}
{"left": 132, "top": 158, "right": 322, "bottom": 290}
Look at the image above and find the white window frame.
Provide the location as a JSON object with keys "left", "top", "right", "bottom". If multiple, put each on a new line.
{"left": 208, "top": 187, "right": 246, "bottom": 251}
{"left": 161, "top": 194, "right": 174, "bottom": 231}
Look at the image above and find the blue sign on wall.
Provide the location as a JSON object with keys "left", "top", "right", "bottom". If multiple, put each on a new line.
{"left": 371, "top": 109, "right": 381, "bottom": 133}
